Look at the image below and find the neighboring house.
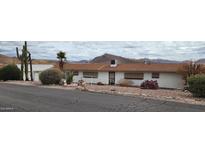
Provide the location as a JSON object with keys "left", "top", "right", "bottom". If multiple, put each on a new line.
{"left": 17, "top": 64, "right": 53, "bottom": 81}
{"left": 63, "top": 60, "right": 185, "bottom": 89}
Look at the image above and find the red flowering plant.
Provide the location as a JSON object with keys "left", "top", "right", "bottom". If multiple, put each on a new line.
{"left": 140, "top": 80, "right": 159, "bottom": 89}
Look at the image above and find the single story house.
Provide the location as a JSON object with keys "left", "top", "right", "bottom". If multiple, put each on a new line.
{"left": 62, "top": 60, "right": 185, "bottom": 89}
{"left": 17, "top": 64, "right": 54, "bottom": 81}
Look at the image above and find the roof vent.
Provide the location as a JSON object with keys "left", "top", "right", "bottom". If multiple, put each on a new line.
{"left": 110, "top": 59, "right": 117, "bottom": 67}
{"left": 144, "top": 59, "right": 150, "bottom": 64}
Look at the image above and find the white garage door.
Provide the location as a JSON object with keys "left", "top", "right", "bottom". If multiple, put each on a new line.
{"left": 34, "top": 72, "right": 40, "bottom": 81}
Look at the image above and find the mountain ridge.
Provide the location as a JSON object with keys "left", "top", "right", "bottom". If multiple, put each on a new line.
{"left": 0, "top": 53, "right": 205, "bottom": 64}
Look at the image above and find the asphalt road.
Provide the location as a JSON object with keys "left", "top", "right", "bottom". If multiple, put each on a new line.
{"left": 0, "top": 83, "right": 205, "bottom": 112}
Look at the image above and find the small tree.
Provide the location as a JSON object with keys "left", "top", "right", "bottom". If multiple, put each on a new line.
{"left": 57, "top": 51, "right": 66, "bottom": 70}
{"left": 0, "top": 64, "right": 21, "bottom": 81}
{"left": 178, "top": 61, "right": 205, "bottom": 84}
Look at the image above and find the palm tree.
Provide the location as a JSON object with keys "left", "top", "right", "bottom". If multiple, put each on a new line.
{"left": 57, "top": 51, "right": 66, "bottom": 70}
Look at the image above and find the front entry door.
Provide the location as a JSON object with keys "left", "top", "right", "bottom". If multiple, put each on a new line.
{"left": 109, "top": 72, "right": 115, "bottom": 85}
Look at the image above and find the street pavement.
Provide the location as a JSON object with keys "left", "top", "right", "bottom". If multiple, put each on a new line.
{"left": 0, "top": 83, "right": 204, "bottom": 112}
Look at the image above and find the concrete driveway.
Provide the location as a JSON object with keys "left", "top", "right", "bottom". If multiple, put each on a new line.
{"left": 0, "top": 83, "right": 205, "bottom": 112}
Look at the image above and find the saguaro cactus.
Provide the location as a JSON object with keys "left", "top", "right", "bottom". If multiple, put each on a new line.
{"left": 16, "top": 41, "right": 33, "bottom": 81}
{"left": 16, "top": 47, "right": 24, "bottom": 80}
{"left": 28, "top": 52, "right": 33, "bottom": 81}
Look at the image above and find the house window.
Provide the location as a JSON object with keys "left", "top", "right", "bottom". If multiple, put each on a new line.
{"left": 83, "top": 72, "right": 98, "bottom": 78}
{"left": 73, "top": 71, "right": 79, "bottom": 76}
{"left": 152, "top": 72, "right": 160, "bottom": 79}
{"left": 124, "top": 72, "right": 144, "bottom": 80}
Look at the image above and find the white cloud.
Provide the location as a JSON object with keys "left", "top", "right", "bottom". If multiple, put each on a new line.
{"left": 0, "top": 41, "right": 204, "bottom": 61}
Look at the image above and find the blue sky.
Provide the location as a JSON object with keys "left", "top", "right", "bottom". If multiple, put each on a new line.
{"left": 0, "top": 41, "right": 204, "bottom": 61}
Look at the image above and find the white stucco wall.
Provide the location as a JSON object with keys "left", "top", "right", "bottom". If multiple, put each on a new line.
{"left": 116, "top": 72, "right": 184, "bottom": 89}
{"left": 156, "top": 73, "right": 184, "bottom": 89}
{"left": 70, "top": 71, "right": 184, "bottom": 89}
{"left": 17, "top": 64, "right": 54, "bottom": 81}
{"left": 73, "top": 71, "right": 109, "bottom": 84}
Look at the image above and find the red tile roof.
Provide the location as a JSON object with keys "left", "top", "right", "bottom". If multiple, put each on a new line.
{"left": 61, "top": 63, "right": 184, "bottom": 73}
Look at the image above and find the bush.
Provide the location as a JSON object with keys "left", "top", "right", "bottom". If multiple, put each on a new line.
{"left": 66, "top": 72, "right": 73, "bottom": 84}
{"left": 140, "top": 80, "right": 159, "bottom": 89}
{"left": 118, "top": 79, "right": 134, "bottom": 87}
{"left": 187, "top": 74, "right": 205, "bottom": 97}
{"left": 0, "top": 64, "right": 21, "bottom": 81}
{"left": 97, "top": 82, "right": 104, "bottom": 85}
{"left": 39, "top": 68, "right": 63, "bottom": 85}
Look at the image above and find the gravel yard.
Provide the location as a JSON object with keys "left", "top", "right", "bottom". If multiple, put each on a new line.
{"left": 85, "top": 85, "right": 205, "bottom": 105}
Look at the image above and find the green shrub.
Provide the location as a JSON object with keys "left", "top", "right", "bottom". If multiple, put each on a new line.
{"left": 66, "top": 72, "right": 73, "bottom": 84}
{"left": 187, "top": 74, "right": 205, "bottom": 97}
{"left": 39, "top": 68, "right": 63, "bottom": 85}
{"left": 0, "top": 64, "right": 21, "bottom": 81}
